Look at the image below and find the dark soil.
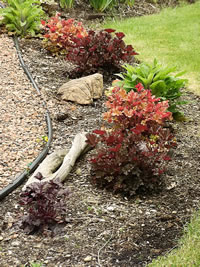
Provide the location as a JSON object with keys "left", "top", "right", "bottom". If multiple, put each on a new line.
{"left": 0, "top": 1, "right": 200, "bottom": 266}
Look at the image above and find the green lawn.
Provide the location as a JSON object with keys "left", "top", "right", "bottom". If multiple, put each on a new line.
{"left": 103, "top": 1, "right": 200, "bottom": 94}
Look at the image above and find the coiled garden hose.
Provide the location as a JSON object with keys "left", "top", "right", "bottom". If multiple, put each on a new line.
{"left": 0, "top": 2, "right": 53, "bottom": 200}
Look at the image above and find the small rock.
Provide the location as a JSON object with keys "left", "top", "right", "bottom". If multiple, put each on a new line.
{"left": 152, "top": 249, "right": 161, "bottom": 254}
{"left": 55, "top": 112, "right": 69, "bottom": 121}
{"left": 0, "top": 236, "right": 3, "bottom": 241}
{"left": 167, "top": 182, "right": 176, "bottom": 190}
{"left": 107, "top": 206, "right": 115, "bottom": 212}
{"left": 84, "top": 256, "right": 92, "bottom": 262}
{"left": 76, "top": 168, "right": 82, "bottom": 176}
{"left": 11, "top": 241, "right": 20, "bottom": 246}
{"left": 65, "top": 254, "right": 71, "bottom": 258}
{"left": 34, "top": 243, "right": 42, "bottom": 248}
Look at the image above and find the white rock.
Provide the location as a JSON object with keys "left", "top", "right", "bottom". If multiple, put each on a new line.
{"left": 84, "top": 256, "right": 92, "bottom": 262}
{"left": 107, "top": 206, "right": 115, "bottom": 212}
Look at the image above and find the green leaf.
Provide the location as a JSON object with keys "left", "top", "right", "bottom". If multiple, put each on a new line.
{"left": 115, "top": 73, "right": 125, "bottom": 79}
{"left": 153, "top": 58, "right": 158, "bottom": 67}
{"left": 131, "top": 73, "right": 138, "bottom": 82}
{"left": 20, "top": 20, "right": 27, "bottom": 27}
{"left": 139, "top": 63, "right": 150, "bottom": 78}
{"left": 150, "top": 80, "right": 167, "bottom": 96}
{"left": 172, "top": 111, "right": 187, "bottom": 121}
{"left": 153, "top": 66, "right": 176, "bottom": 82}
{"left": 146, "top": 72, "right": 155, "bottom": 87}
{"left": 175, "top": 70, "right": 186, "bottom": 77}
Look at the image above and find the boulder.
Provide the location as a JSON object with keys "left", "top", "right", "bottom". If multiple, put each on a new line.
{"left": 57, "top": 73, "right": 103, "bottom": 105}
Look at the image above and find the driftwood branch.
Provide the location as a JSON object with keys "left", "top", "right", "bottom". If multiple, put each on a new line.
{"left": 23, "top": 132, "right": 90, "bottom": 191}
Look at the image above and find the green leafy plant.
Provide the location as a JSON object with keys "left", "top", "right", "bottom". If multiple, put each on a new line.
{"left": 123, "top": 0, "right": 135, "bottom": 6}
{"left": 111, "top": 0, "right": 135, "bottom": 7}
{"left": 66, "top": 28, "right": 138, "bottom": 77}
{"left": 19, "top": 173, "right": 71, "bottom": 233}
{"left": 114, "top": 59, "right": 188, "bottom": 118}
{"left": 0, "top": 0, "right": 44, "bottom": 36}
{"left": 59, "top": 0, "right": 75, "bottom": 9}
{"left": 41, "top": 13, "right": 88, "bottom": 55}
{"left": 86, "top": 83, "right": 176, "bottom": 195}
{"left": 89, "top": 0, "right": 113, "bottom": 12}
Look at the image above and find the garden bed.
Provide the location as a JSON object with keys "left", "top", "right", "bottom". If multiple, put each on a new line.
{"left": 0, "top": 1, "right": 200, "bottom": 266}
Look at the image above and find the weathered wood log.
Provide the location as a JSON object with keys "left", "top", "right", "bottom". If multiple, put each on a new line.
{"left": 22, "top": 132, "right": 90, "bottom": 191}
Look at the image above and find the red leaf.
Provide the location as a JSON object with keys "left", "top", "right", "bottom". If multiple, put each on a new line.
{"left": 109, "top": 144, "right": 121, "bottom": 152}
{"left": 126, "top": 45, "right": 133, "bottom": 51}
{"left": 163, "top": 156, "right": 171, "bottom": 161}
{"left": 104, "top": 28, "right": 116, "bottom": 33}
{"left": 93, "top": 129, "right": 106, "bottom": 135}
{"left": 135, "top": 83, "right": 144, "bottom": 92}
{"left": 107, "top": 44, "right": 113, "bottom": 52}
{"left": 158, "top": 169, "right": 164, "bottom": 175}
{"left": 86, "top": 133, "right": 99, "bottom": 147}
{"left": 115, "top": 32, "right": 125, "bottom": 39}
{"left": 131, "top": 124, "right": 147, "bottom": 134}
{"left": 41, "top": 20, "right": 46, "bottom": 25}
{"left": 106, "top": 135, "right": 115, "bottom": 144}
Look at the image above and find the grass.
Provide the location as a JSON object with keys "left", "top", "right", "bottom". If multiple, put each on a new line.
{"left": 103, "top": 1, "right": 200, "bottom": 94}
{"left": 103, "top": 2, "right": 200, "bottom": 265}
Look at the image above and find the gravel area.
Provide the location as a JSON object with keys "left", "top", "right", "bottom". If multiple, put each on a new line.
{"left": 0, "top": 35, "right": 47, "bottom": 190}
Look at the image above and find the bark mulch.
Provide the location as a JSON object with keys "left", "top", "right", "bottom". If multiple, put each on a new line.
{"left": 0, "top": 35, "right": 47, "bottom": 190}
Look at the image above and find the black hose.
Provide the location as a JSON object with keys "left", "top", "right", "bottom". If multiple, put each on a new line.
{"left": 0, "top": 8, "right": 53, "bottom": 200}
{"left": 13, "top": 36, "right": 41, "bottom": 95}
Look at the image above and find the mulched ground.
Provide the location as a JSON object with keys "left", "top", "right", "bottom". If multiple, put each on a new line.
{"left": 0, "top": 1, "right": 200, "bottom": 266}
{"left": 0, "top": 35, "right": 47, "bottom": 190}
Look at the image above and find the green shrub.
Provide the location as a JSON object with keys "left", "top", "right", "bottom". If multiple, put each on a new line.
{"left": 114, "top": 59, "right": 188, "bottom": 118}
{"left": 0, "top": 0, "right": 44, "bottom": 36}
{"left": 89, "top": 0, "right": 113, "bottom": 12}
{"left": 89, "top": 0, "right": 135, "bottom": 12}
{"left": 111, "top": 0, "right": 135, "bottom": 7}
{"left": 59, "top": 0, "right": 75, "bottom": 9}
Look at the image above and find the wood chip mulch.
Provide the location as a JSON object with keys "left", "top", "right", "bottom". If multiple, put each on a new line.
{"left": 0, "top": 35, "right": 47, "bottom": 190}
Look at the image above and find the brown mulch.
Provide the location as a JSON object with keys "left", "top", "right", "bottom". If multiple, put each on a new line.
{"left": 0, "top": 1, "right": 200, "bottom": 267}
{"left": 0, "top": 35, "right": 47, "bottom": 190}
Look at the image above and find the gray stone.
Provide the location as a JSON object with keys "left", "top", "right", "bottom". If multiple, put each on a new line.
{"left": 57, "top": 73, "right": 103, "bottom": 104}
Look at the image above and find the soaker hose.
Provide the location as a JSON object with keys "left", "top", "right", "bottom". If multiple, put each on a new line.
{"left": 0, "top": 5, "right": 53, "bottom": 200}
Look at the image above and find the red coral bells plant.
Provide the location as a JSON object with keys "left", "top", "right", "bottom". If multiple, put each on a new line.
{"left": 86, "top": 83, "right": 176, "bottom": 195}
{"left": 103, "top": 83, "right": 173, "bottom": 128}
{"left": 41, "top": 13, "right": 87, "bottom": 55}
{"left": 66, "top": 28, "right": 138, "bottom": 76}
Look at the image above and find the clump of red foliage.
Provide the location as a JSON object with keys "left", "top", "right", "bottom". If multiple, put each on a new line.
{"left": 41, "top": 13, "right": 87, "bottom": 55}
{"left": 19, "top": 173, "right": 71, "bottom": 234}
{"left": 86, "top": 84, "right": 176, "bottom": 195}
{"left": 66, "top": 28, "right": 138, "bottom": 76}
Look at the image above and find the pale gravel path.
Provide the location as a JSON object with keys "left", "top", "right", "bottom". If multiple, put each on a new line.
{"left": 0, "top": 35, "right": 47, "bottom": 190}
